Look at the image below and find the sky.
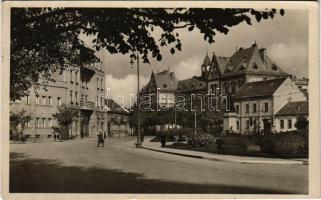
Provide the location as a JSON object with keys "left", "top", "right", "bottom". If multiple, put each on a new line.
{"left": 83, "top": 9, "right": 309, "bottom": 107}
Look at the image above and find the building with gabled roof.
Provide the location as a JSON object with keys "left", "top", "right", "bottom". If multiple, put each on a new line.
{"left": 205, "top": 43, "right": 289, "bottom": 97}
{"left": 140, "top": 70, "right": 178, "bottom": 109}
{"left": 228, "top": 77, "right": 307, "bottom": 134}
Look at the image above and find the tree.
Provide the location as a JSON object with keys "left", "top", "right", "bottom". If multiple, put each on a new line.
{"left": 11, "top": 8, "right": 284, "bottom": 101}
{"left": 295, "top": 116, "right": 309, "bottom": 130}
{"left": 52, "top": 105, "right": 78, "bottom": 140}
{"left": 10, "top": 110, "right": 32, "bottom": 141}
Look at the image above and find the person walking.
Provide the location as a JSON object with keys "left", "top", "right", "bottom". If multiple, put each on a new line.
{"left": 96, "top": 131, "right": 104, "bottom": 147}
{"left": 160, "top": 132, "right": 166, "bottom": 148}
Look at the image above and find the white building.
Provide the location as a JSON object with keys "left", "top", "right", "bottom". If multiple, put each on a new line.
{"left": 225, "top": 77, "right": 307, "bottom": 134}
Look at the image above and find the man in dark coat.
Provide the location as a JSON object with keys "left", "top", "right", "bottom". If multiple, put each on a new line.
{"left": 160, "top": 132, "right": 166, "bottom": 148}
{"left": 97, "top": 131, "right": 104, "bottom": 147}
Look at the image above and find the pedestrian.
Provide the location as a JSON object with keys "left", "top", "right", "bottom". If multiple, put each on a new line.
{"left": 103, "top": 130, "right": 107, "bottom": 139}
{"left": 216, "top": 137, "right": 224, "bottom": 155}
{"left": 97, "top": 131, "right": 104, "bottom": 147}
{"left": 160, "top": 132, "right": 166, "bottom": 148}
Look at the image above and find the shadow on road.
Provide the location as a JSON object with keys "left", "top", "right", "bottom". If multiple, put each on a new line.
{"left": 10, "top": 152, "right": 292, "bottom": 194}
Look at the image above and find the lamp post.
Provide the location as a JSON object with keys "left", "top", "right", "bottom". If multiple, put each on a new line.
{"left": 130, "top": 50, "right": 142, "bottom": 148}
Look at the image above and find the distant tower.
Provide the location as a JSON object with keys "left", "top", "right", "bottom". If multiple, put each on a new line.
{"left": 201, "top": 52, "right": 211, "bottom": 80}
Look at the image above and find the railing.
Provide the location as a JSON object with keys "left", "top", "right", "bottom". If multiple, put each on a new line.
{"left": 80, "top": 101, "right": 95, "bottom": 110}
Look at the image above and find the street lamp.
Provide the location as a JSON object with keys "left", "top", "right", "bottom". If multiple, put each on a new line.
{"left": 130, "top": 50, "right": 142, "bottom": 148}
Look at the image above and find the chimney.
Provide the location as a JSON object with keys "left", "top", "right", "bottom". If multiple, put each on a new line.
{"left": 259, "top": 48, "right": 266, "bottom": 63}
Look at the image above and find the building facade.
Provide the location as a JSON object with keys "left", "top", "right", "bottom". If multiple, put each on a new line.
{"left": 105, "top": 99, "right": 132, "bottom": 137}
{"left": 230, "top": 77, "right": 307, "bottom": 134}
{"left": 10, "top": 62, "right": 108, "bottom": 140}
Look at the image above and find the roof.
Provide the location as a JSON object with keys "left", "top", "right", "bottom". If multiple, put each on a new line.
{"left": 275, "top": 101, "right": 308, "bottom": 116}
{"left": 105, "top": 99, "right": 129, "bottom": 115}
{"left": 176, "top": 76, "right": 207, "bottom": 93}
{"left": 141, "top": 70, "right": 178, "bottom": 93}
{"left": 222, "top": 43, "right": 287, "bottom": 77}
{"left": 234, "top": 77, "right": 287, "bottom": 99}
{"left": 216, "top": 56, "right": 230, "bottom": 72}
{"left": 203, "top": 54, "right": 211, "bottom": 66}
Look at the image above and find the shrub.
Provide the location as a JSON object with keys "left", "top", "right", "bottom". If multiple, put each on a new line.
{"left": 259, "top": 133, "right": 308, "bottom": 154}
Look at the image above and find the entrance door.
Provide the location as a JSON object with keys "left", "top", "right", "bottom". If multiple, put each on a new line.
{"left": 81, "top": 111, "right": 91, "bottom": 137}
{"left": 263, "top": 119, "right": 272, "bottom": 134}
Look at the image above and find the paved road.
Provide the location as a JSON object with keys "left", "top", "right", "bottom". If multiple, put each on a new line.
{"left": 10, "top": 137, "right": 308, "bottom": 194}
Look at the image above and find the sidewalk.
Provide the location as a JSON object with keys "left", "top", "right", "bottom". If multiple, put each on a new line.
{"left": 128, "top": 137, "right": 307, "bottom": 165}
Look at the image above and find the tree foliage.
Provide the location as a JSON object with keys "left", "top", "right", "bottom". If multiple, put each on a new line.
{"left": 295, "top": 116, "right": 309, "bottom": 130}
{"left": 52, "top": 105, "right": 78, "bottom": 139}
{"left": 10, "top": 109, "right": 32, "bottom": 140}
{"left": 11, "top": 8, "right": 284, "bottom": 100}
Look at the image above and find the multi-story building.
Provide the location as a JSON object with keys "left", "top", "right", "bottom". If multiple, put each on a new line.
{"left": 10, "top": 62, "right": 108, "bottom": 140}
{"left": 138, "top": 42, "right": 308, "bottom": 135}
{"left": 227, "top": 77, "right": 307, "bottom": 134}
{"left": 105, "top": 98, "right": 132, "bottom": 137}
{"left": 205, "top": 43, "right": 289, "bottom": 97}
{"left": 140, "top": 70, "right": 178, "bottom": 109}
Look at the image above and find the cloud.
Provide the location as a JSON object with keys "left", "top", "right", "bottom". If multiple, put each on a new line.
{"left": 173, "top": 54, "right": 203, "bottom": 80}
{"left": 267, "top": 42, "right": 308, "bottom": 77}
{"left": 105, "top": 74, "right": 149, "bottom": 108}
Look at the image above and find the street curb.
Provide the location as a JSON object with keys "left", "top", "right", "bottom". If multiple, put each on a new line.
{"left": 141, "top": 146, "right": 305, "bottom": 165}
{"left": 142, "top": 147, "right": 204, "bottom": 159}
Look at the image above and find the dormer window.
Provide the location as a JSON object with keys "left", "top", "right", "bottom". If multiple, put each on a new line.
{"left": 191, "top": 84, "right": 195, "bottom": 88}
{"left": 271, "top": 64, "right": 277, "bottom": 71}
{"left": 240, "top": 65, "right": 245, "bottom": 71}
{"left": 252, "top": 63, "right": 258, "bottom": 69}
{"left": 163, "top": 84, "right": 167, "bottom": 88}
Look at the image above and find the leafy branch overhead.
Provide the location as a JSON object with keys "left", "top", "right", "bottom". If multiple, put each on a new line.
{"left": 11, "top": 8, "right": 284, "bottom": 100}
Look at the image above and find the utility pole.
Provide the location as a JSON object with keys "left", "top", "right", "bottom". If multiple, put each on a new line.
{"left": 131, "top": 50, "right": 142, "bottom": 148}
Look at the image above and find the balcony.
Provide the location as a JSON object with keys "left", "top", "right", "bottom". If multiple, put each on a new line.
{"left": 80, "top": 101, "right": 95, "bottom": 110}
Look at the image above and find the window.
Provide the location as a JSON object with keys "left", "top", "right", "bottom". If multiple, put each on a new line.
{"left": 27, "top": 121, "right": 31, "bottom": 128}
{"left": 48, "top": 118, "right": 52, "bottom": 128}
{"left": 235, "top": 105, "right": 239, "bottom": 114}
{"left": 75, "top": 71, "right": 78, "bottom": 84}
{"left": 70, "top": 70, "right": 73, "bottom": 83}
{"left": 245, "top": 104, "right": 249, "bottom": 113}
{"left": 271, "top": 64, "right": 277, "bottom": 71}
{"left": 101, "top": 97, "right": 103, "bottom": 107}
{"left": 246, "top": 120, "right": 250, "bottom": 130}
{"left": 97, "top": 78, "right": 99, "bottom": 90}
{"left": 42, "top": 118, "right": 46, "bottom": 128}
{"left": 75, "top": 92, "right": 78, "bottom": 104}
{"left": 264, "top": 103, "right": 268, "bottom": 112}
{"left": 236, "top": 121, "right": 240, "bottom": 130}
{"left": 85, "top": 95, "right": 88, "bottom": 101}
{"left": 231, "top": 84, "right": 236, "bottom": 93}
{"left": 70, "top": 91, "right": 73, "bottom": 104}
{"left": 36, "top": 118, "right": 40, "bottom": 128}
{"left": 36, "top": 96, "right": 40, "bottom": 104}
{"left": 42, "top": 96, "right": 46, "bottom": 105}
{"left": 280, "top": 120, "right": 284, "bottom": 129}
{"left": 48, "top": 96, "right": 53, "bottom": 106}
{"left": 26, "top": 95, "right": 30, "bottom": 104}
{"left": 57, "top": 97, "right": 62, "bottom": 106}
{"left": 101, "top": 79, "right": 103, "bottom": 90}
{"left": 253, "top": 103, "right": 257, "bottom": 113}
{"left": 252, "top": 63, "right": 258, "bottom": 69}
{"left": 81, "top": 94, "right": 84, "bottom": 101}
{"left": 96, "top": 96, "right": 99, "bottom": 107}
{"left": 288, "top": 119, "right": 292, "bottom": 129}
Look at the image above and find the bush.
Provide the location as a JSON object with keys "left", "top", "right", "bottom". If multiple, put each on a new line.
{"left": 259, "top": 132, "right": 308, "bottom": 154}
